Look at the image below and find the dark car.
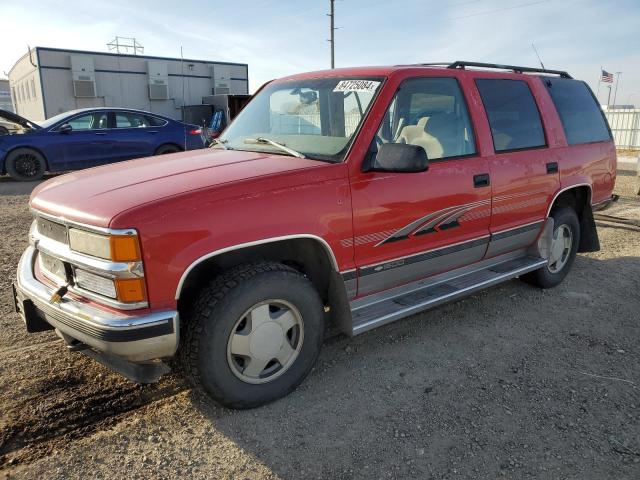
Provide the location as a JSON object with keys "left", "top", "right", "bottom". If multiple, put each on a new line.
{"left": 0, "top": 108, "right": 205, "bottom": 181}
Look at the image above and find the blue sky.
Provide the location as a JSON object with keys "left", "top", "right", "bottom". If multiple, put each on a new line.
{"left": 2, "top": 0, "right": 639, "bottom": 105}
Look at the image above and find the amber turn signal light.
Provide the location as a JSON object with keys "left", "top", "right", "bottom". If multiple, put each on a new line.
{"left": 110, "top": 235, "right": 141, "bottom": 262}
{"left": 115, "top": 278, "right": 147, "bottom": 303}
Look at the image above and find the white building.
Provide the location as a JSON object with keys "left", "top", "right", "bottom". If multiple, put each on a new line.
{"left": 8, "top": 47, "right": 249, "bottom": 121}
{"left": 0, "top": 79, "right": 13, "bottom": 112}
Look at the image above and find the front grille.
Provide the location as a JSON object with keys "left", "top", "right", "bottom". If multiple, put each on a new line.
{"left": 37, "top": 217, "right": 69, "bottom": 244}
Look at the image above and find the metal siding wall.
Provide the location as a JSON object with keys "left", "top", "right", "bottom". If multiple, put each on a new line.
{"left": 35, "top": 49, "right": 249, "bottom": 120}
{"left": 604, "top": 108, "right": 640, "bottom": 149}
{"left": 7, "top": 53, "right": 46, "bottom": 121}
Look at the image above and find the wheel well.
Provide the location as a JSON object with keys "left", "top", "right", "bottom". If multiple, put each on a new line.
{"left": 549, "top": 185, "right": 600, "bottom": 253}
{"left": 2, "top": 146, "right": 49, "bottom": 175}
{"left": 155, "top": 143, "right": 183, "bottom": 154}
{"left": 177, "top": 238, "right": 338, "bottom": 311}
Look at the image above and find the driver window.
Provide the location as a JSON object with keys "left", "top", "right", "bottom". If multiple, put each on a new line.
{"left": 68, "top": 113, "right": 108, "bottom": 131}
{"left": 376, "top": 78, "right": 476, "bottom": 160}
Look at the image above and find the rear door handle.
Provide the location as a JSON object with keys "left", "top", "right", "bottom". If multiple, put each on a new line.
{"left": 94, "top": 132, "right": 108, "bottom": 136}
{"left": 473, "top": 173, "right": 490, "bottom": 188}
{"left": 546, "top": 162, "right": 558, "bottom": 174}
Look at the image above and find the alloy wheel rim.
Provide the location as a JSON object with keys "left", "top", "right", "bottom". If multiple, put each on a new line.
{"left": 226, "top": 299, "right": 304, "bottom": 384}
{"left": 548, "top": 224, "right": 572, "bottom": 273}
{"left": 14, "top": 153, "right": 40, "bottom": 178}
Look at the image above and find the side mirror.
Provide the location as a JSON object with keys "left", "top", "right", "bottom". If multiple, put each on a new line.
{"left": 366, "top": 143, "right": 428, "bottom": 173}
{"left": 58, "top": 123, "right": 72, "bottom": 134}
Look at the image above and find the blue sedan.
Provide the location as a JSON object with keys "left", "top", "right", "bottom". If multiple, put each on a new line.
{"left": 0, "top": 108, "right": 205, "bottom": 181}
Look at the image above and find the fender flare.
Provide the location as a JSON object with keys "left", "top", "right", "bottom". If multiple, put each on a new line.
{"left": 174, "top": 234, "right": 340, "bottom": 300}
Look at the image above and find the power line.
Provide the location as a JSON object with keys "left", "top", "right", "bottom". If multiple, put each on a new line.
{"left": 451, "top": 0, "right": 550, "bottom": 20}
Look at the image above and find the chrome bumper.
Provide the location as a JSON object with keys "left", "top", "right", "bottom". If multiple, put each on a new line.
{"left": 15, "top": 246, "right": 179, "bottom": 362}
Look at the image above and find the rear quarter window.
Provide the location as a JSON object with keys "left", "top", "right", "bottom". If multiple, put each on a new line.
{"left": 475, "top": 79, "right": 546, "bottom": 152}
{"left": 542, "top": 78, "right": 611, "bottom": 145}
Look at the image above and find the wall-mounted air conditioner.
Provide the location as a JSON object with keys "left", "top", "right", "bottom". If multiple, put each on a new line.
{"left": 147, "top": 61, "right": 169, "bottom": 100}
{"left": 211, "top": 64, "right": 231, "bottom": 95}
{"left": 70, "top": 55, "right": 96, "bottom": 98}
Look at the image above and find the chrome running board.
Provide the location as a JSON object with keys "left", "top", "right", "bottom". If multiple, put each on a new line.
{"left": 350, "top": 255, "right": 547, "bottom": 335}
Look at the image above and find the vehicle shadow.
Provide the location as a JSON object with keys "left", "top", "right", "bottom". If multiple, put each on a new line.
{"left": 187, "top": 254, "right": 640, "bottom": 479}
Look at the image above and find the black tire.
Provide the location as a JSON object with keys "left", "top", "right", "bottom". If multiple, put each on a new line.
{"left": 5, "top": 148, "right": 46, "bottom": 181}
{"left": 179, "top": 262, "right": 324, "bottom": 409}
{"left": 0, "top": 126, "right": 9, "bottom": 136}
{"left": 154, "top": 144, "right": 181, "bottom": 155}
{"left": 521, "top": 207, "right": 580, "bottom": 288}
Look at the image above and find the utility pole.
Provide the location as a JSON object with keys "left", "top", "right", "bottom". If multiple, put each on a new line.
{"left": 328, "top": 0, "right": 335, "bottom": 69}
{"left": 612, "top": 72, "right": 622, "bottom": 107}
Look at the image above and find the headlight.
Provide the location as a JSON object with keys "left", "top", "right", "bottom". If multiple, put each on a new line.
{"left": 68, "top": 228, "right": 141, "bottom": 262}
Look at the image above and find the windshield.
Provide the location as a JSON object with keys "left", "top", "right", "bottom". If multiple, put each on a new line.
{"left": 218, "top": 77, "right": 383, "bottom": 162}
{"left": 38, "top": 111, "right": 80, "bottom": 129}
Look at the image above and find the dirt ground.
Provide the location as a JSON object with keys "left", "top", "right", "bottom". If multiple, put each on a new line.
{"left": 0, "top": 174, "right": 638, "bottom": 480}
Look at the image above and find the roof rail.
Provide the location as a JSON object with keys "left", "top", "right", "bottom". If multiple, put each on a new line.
{"left": 446, "top": 61, "right": 572, "bottom": 79}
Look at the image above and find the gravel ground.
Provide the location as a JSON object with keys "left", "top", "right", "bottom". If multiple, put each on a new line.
{"left": 0, "top": 175, "right": 638, "bottom": 480}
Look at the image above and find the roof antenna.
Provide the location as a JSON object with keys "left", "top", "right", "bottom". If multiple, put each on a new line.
{"left": 531, "top": 43, "right": 545, "bottom": 69}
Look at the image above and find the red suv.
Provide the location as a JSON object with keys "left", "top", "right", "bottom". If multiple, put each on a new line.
{"left": 14, "top": 61, "right": 617, "bottom": 408}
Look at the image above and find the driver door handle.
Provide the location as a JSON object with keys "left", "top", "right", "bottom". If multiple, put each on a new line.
{"left": 473, "top": 173, "right": 490, "bottom": 188}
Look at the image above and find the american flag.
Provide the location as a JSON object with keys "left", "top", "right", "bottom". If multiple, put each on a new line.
{"left": 601, "top": 70, "right": 614, "bottom": 83}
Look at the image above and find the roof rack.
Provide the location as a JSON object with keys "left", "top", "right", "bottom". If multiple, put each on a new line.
{"left": 446, "top": 61, "right": 572, "bottom": 79}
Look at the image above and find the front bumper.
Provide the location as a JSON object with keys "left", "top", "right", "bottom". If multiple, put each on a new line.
{"left": 15, "top": 246, "right": 179, "bottom": 362}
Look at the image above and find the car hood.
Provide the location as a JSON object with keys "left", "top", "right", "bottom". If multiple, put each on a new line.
{"left": 30, "top": 148, "right": 332, "bottom": 227}
{"left": 0, "top": 109, "right": 41, "bottom": 131}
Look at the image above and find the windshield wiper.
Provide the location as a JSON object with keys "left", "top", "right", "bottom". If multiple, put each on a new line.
{"left": 209, "top": 138, "right": 230, "bottom": 150}
{"left": 244, "top": 137, "right": 306, "bottom": 158}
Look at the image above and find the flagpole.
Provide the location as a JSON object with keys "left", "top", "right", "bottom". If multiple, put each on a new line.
{"left": 613, "top": 72, "right": 622, "bottom": 107}
{"left": 596, "top": 66, "right": 602, "bottom": 102}
{"left": 607, "top": 85, "right": 612, "bottom": 107}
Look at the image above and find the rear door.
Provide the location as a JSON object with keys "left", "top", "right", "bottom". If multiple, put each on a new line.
{"left": 349, "top": 75, "right": 492, "bottom": 297}
{"left": 474, "top": 77, "right": 560, "bottom": 258}
{"left": 110, "top": 111, "right": 158, "bottom": 161}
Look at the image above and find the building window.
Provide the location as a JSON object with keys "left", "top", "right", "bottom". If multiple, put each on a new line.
{"left": 30, "top": 79, "right": 36, "bottom": 100}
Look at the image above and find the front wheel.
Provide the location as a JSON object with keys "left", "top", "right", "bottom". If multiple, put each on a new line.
{"left": 179, "top": 262, "right": 324, "bottom": 409}
{"left": 522, "top": 207, "right": 580, "bottom": 288}
{"left": 5, "top": 148, "right": 46, "bottom": 181}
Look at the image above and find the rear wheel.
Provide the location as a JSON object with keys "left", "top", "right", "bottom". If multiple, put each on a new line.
{"left": 154, "top": 144, "right": 181, "bottom": 155}
{"left": 522, "top": 207, "right": 580, "bottom": 288}
{"left": 5, "top": 148, "right": 46, "bottom": 181}
{"left": 179, "top": 262, "right": 324, "bottom": 409}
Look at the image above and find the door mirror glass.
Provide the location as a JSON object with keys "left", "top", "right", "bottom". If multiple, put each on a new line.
{"left": 58, "top": 123, "right": 72, "bottom": 133}
{"left": 368, "top": 143, "right": 428, "bottom": 173}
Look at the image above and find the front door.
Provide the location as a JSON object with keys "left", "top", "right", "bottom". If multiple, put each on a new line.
{"left": 57, "top": 111, "right": 112, "bottom": 169}
{"left": 350, "top": 76, "right": 492, "bottom": 297}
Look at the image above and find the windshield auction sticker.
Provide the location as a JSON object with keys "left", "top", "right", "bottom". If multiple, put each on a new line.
{"left": 333, "top": 80, "right": 380, "bottom": 93}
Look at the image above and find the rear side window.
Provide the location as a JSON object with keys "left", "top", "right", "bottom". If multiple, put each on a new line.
{"left": 115, "top": 113, "right": 151, "bottom": 128}
{"left": 476, "top": 79, "right": 546, "bottom": 152}
{"left": 543, "top": 78, "right": 611, "bottom": 145}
